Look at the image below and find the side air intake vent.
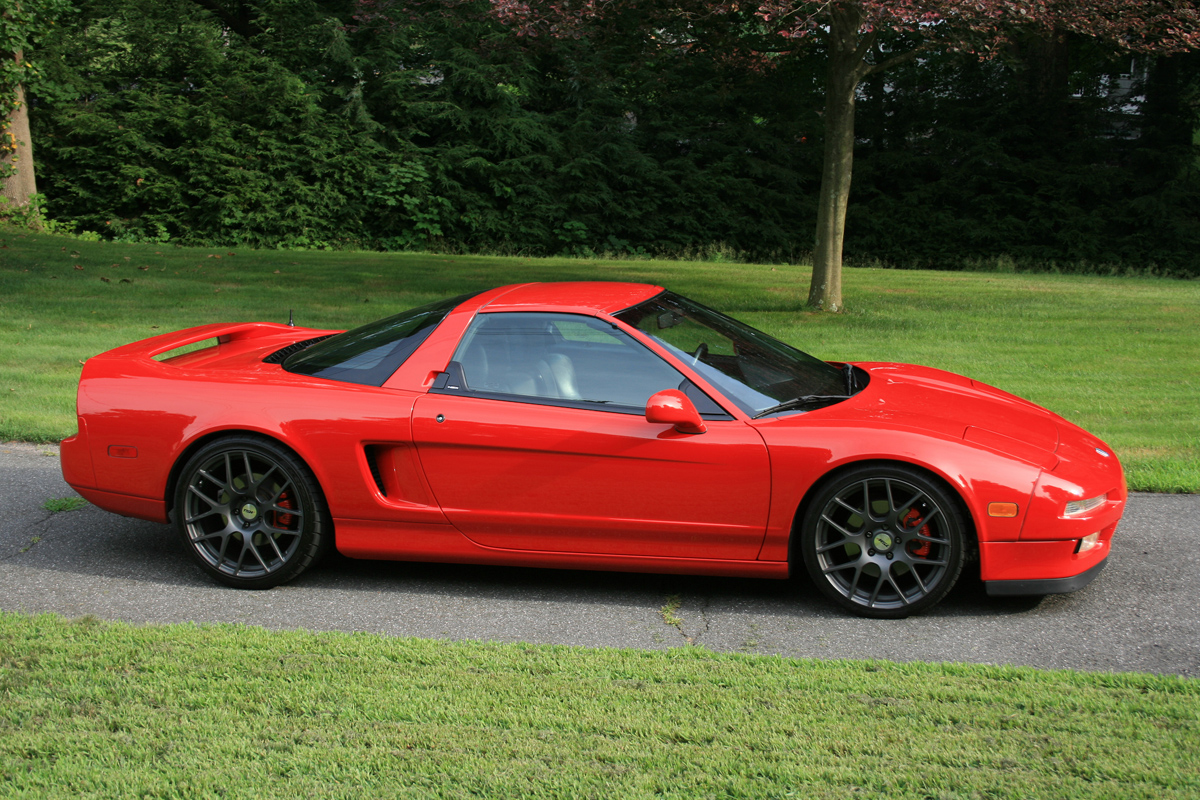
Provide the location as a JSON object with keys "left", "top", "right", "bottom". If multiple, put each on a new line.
{"left": 263, "top": 335, "right": 333, "bottom": 364}
{"left": 364, "top": 445, "right": 387, "bottom": 497}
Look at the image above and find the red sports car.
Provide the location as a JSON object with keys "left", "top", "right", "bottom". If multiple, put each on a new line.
{"left": 61, "top": 282, "right": 1126, "bottom": 617}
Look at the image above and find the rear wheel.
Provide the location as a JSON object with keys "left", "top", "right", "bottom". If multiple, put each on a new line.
{"left": 174, "top": 436, "right": 330, "bottom": 589}
{"left": 800, "top": 465, "right": 965, "bottom": 618}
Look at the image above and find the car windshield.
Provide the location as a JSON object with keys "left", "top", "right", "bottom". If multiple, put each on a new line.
{"left": 614, "top": 291, "right": 848, "bottom": 416}
{"left": 283, "top": 292, "right": 479, "bottom": 386}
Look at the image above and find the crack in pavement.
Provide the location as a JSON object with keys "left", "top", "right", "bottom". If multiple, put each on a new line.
{"left": 0, "top": 513, "right": 58, "bottom": 561}
{"left": 659, "top": 594, "right": 713, "bottom": 646}
{"left": 659, "top": 594, "right": 688, "bottom": 643}
{"left": 693, "top": 596, "right": 711, "bottom": 646}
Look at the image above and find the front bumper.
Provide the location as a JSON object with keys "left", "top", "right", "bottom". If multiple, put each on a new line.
{"left": 984, "top": 557, "right": 1107, "bottom": 596}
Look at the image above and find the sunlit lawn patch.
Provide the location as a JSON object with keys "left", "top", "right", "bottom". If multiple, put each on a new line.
{"left": 1, "top": 612, "right": 1197, "bottom": 798}
{"left": 2, "top": 229, "right": 1196, "bottom": 491}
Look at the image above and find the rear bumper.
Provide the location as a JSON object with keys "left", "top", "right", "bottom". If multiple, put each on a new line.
{"left": 63, "top": 421, "right": 166, "bottom": 522}
{"left": 72, "top": 485, "right": 169, "bottom": 524}
{"left": 60, "top": 426, "right": 96, "bottom": 489}
{"left": 984, "top": 557, "right": 1107, "bottom": 597}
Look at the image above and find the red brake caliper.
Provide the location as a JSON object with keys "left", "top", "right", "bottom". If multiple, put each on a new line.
{"left": 904, "top": 509, "right": 931, "bottom": 558}
{"left": 271, "top": 492, "right": 296, "bottom": 530}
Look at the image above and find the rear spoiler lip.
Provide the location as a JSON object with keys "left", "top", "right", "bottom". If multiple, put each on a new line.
{"left": 92, "top": 322, "right": 342, "bottom": 362}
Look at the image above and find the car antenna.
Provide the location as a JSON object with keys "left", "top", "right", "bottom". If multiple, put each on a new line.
{"left": 288, "top": 309, "right": 294, "bottom": 327}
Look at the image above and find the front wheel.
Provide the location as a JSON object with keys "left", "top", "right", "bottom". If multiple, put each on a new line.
{"left": 174, "top": 435, "right": 331, "bottom": 589}
{"left": 800, "top": 465, "right": 966, "bottom": 618}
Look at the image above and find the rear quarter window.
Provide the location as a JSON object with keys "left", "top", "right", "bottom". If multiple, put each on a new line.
{"left": 284, "top": 292, "right": 478, "bottom": 386}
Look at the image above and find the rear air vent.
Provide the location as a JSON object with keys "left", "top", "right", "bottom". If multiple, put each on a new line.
{"left": 263, "top": 335, "right": 334, "bottom": 364}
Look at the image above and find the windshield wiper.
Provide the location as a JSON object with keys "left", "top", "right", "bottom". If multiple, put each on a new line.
{"left": 752, "top": 395, "right": 852, "bottom": 419}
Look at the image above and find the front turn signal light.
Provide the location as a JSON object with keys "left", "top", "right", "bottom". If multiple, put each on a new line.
{"left": 1065, "top": 493, "right": 1106, "bottom": 516}
{"left": 987, "top": 502, "right": 1019, "bottom": 517}
{"left": 1075, "top": 532, "right": 1101, "bottom": 553}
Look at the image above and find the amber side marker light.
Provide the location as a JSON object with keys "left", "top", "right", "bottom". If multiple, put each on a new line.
{"left": 987, "top": 502, "right": 1019, "bottom": 518}
{"left": 107, "top": 445, "right": 138, "bottom": 459}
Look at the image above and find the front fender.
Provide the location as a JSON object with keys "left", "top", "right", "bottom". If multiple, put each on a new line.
{"left": 754, "top": 422, "right": 1043, "bottom": 567}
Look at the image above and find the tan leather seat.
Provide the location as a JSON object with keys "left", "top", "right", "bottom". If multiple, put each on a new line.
{"left": 536, "top": 353, "right": 581, "bottom": 399}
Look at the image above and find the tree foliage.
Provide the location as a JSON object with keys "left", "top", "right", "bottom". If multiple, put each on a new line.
{"left": 18, "top": 0, "right": 1200, "bottom": 278}
{"left": 848, "top": 41, "right": 1200, "bottom": 271}
{"left": 489, "top": 0, "right": 1200, "bottom": 307}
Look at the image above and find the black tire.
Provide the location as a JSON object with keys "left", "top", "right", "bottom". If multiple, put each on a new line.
{"left": 800, "top": 464, "right": 966, "bottom": 618}
{"left": 174, "top": 435, "right": 331, "bottom": 589}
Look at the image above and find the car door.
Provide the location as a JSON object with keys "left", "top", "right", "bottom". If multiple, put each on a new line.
{"left": 410, "top": 311, "right": 771, "bottom": 560}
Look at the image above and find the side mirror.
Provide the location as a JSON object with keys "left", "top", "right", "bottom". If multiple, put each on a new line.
{"left": 645, "top": 389, "right": 707, "bottom": 434}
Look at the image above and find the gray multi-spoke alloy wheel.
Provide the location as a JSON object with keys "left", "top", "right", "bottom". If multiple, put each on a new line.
{"left": 800, "top": 465, "right": 966, "bottom": 618}
{"left": 174, "top": 435, "right": 330, "bottom": 589}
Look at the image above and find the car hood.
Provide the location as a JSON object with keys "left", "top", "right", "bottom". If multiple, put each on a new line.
{"left": 763, "top": 362, "right": 1062, "bottom": 464}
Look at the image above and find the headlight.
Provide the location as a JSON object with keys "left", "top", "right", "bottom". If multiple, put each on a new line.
{"left": 1065, "top": 493, "right": 1106, "bottom": 516}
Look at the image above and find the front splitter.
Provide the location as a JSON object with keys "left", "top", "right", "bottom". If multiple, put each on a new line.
{"left": 984, "top": 557, "right": 1108, "bottom": 597}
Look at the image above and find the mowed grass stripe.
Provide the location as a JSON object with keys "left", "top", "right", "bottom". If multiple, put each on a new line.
{"left": 0, "top": 612, "right": 1197, "bottom": 798}
{"left": 1, "top": 229, "right": 1196, "bottom": 491}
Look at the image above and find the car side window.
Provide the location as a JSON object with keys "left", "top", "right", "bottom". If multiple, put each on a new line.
{"left": 439, "top": 312, "right": 728, "bottom": 417}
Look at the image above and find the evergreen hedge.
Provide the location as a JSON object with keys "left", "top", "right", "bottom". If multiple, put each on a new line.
{"left": 24, "top": 0, "right": 1200, "bottom": 275}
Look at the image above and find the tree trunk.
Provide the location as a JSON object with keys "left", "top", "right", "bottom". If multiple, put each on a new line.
{"left": 807, "top": 6, "right": 864, "bottom": 312}
{"left": 2, "top": 51, "right": 39, "bottom": 212}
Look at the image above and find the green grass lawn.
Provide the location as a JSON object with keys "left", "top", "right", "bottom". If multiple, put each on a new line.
{"left": 1, "top": 228, "right": 1197, "bottom": 491}
{"left": 1, "top": 612, "right": 1197, "bottom": 799}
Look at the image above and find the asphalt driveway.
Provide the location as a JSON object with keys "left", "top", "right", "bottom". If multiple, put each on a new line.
{"left": 2, "top": 441, "right": 1197, "bottom": 676}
